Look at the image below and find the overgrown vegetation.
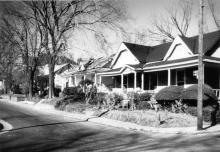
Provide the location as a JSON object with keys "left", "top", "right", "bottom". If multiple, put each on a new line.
{"left": 104, "top": 110, "right": 199, "bottom": 128}
{"left": 41, "top": 83, "right": 220, "bottom": 127}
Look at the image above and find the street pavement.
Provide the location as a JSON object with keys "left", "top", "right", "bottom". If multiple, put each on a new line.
{"left": 1, "top": 101, "right": 220, "bottom": 152}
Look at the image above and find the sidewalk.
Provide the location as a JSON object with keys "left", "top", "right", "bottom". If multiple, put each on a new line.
{"left": 3, "top": 100, "right": 220, "bottom": 135}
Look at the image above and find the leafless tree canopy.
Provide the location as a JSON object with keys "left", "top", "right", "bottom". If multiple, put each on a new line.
{"left": 19, "top": 0, "right": 125, "bottom": 98}
{"left": 149, "top": 0, "right": 192, "bottom": 42}
{"left": 0, "top": 0, "right": 126, "bottom": 98}
{"left": 0, "top": 3, "right": 46, "bottom": 97}
{"left": 208, "top": 0, "right": 220, "bottom": 30}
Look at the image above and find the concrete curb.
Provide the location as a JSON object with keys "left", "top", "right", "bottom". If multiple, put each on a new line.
{"left": 2, "top": 100, "right": 220, "bottom": 135}
{"left": 87, "top": 117, "right": 218, "bottom": 135}
{"left": 34, "top": 103, "right": 220, "bottom": 135}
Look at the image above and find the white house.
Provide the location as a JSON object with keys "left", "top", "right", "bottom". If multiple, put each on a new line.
{"left": 98, "top": 30, "right": 220, "bottom": 97}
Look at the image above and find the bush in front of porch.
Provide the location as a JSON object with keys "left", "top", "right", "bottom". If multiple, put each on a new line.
{"left": 155, "top": 86, "right": 184, "bottom": 101}
{"left": 181, "top": 84, "right": 219, "bottom": 123}
{"left": 181, "top": 84, "right": 218, "bottom": 106}
{"left": 154, "top": 84, "right": 219, "bottom": 123}
{"left": 154, "top": 86, "right": 185, "bottom": 112}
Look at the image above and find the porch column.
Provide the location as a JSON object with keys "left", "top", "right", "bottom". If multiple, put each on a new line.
{"left": 2, "top": 79, "right": 5, "bottom": 94}
{"left": 100, "top": 76, "right": 102, "bottom": 85}
{"left": 83, "top": 74, "right": 86, "bottom": 80}
{"left": 134, "top": 72, "right": 137, "bottom": 89}
{"left": 168, "top": 69, "right": 171, "bottom": 86}
{"left": 121, "top": 74, "right": 124, "bottom": 89}
{"left": 94, "top": 73, "right": 97, "bottom": 85}
{"left": 74, "top": 75, "right": 77, "bottom": 86}
{"left": 141, "top": 73, "right": 144, "bottom": 90}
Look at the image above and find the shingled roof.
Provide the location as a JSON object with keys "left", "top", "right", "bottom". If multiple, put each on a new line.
{"left": 117, "top": 30, "right": 220, "bottom": 68}
{"left": 180, "top": 30, "right": 220, "bottom": 55}
{"left": 146, "top": 42, "right": 172, "bottom": 62}
{"left": 123, "top": 42, "right": 151, "bottom": 63}
{"left": 123, "top": 41, "right": 172, "bottom": 64}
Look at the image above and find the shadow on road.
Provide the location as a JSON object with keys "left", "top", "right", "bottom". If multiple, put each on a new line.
{"left": 1, "top": 121, "right": 220, "bottom": 152}
{"left": 0, "top": 120, "right": 88, "bottom": 132}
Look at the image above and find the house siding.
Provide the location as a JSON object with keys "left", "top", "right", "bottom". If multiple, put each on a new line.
{"left": 113, "top": 50, "right": 139, "bottom": 69}
{"left": 211, "top": 47, "right": 220, "bottom": 58}
{"left": 168, "top": 44, "right": 192, "bottom": 60}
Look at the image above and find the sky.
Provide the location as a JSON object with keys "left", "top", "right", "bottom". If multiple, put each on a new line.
{"left": 1, "top": 0, "right": 220, "bottom": 61}
{"left": 66, "top": 0, "right": 220, "bottom": 61}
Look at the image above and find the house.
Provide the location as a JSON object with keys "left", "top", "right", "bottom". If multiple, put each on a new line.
{"left": 70, "top": 55, "right": 114, "bottom": 86}
{"left": 38, "top": 63, "right": 76, "bottom": 92}
{"left": 97, "top": 30, "right": 220, "bottom": 97}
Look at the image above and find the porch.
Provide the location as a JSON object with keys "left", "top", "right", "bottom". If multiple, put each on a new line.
{"left": 99, "top": 64, "right": 220, "bottom": 98}
{"left": 101, "top": 72, "right": 143, "bottom": 92}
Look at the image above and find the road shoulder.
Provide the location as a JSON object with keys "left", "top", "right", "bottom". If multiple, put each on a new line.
{"left": 2, "top": 99, "right": 220, "bottom": 135}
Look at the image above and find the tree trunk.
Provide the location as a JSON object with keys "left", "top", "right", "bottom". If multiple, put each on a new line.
{"left": 48, "top": 63, "right": 55, "bottom": 98}
{"left": 28, "top": 72, "right": 34, "bottom": 99}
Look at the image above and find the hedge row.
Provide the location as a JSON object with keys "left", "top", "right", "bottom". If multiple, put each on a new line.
{"left": 155, "top": 84, "right": 218, "bottom": 106}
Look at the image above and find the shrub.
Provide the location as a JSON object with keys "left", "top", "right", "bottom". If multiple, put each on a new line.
{"left": 154, "top": 86, "right": 184, "bottom": 110}
{"left": 93, "top": 92, "right": 107, "bottom": 106}
{"left": 155, "top": 86, "right": 184, "bottom": 101}
{"left": 54, "top": 87, "right": 61, "bottom": 97}
{"left": 185, "top": 106, "right": 220, "bottom": 122}
{"left": 127, "top": 92, "right": 152, "bottom": 110}
{"left": 104, "top": 92, "right": 123, "bottom": 109}
{"left": 170, "top": 100, "right": 188, "bottom": 113}
{"left": 138, "top": 92, "right": 152, "bottom": 101}
{"left": 62, "top": 86, "right": 83, "bottom": 96}
{"left": 55, "top": 94, "right": 85, "bottom": 110}
{"left": 0, "top": 89, "right": 4, "bottom": 94}
{"left": 85, "top": 85, "right": 98, "bottom": 104}
{"left": 78, "top": 79, "right": 93, "bottom": 87}
{"left": 181, "top": 84, "right": 218, "bottom": 106}
{"left": 136, "top": 101, "right": 151, "bottom": 110}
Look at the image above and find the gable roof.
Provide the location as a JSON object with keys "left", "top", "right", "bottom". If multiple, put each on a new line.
{"left": 123, "top": 42, "right": 151, "bottom": 63}
{"left": 146, "top": 42, "right": 172, "bottom": 62}
{"left": 180, "top": 30, "right": 220, "bottom": 54}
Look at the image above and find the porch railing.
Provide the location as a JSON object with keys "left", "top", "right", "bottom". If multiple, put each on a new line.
{"left": 213, "top": 89, "right": 220, "bottom": 100}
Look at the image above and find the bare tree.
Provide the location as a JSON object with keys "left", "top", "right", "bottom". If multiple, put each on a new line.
{"left": 23, "top": 0, "right": 125, "bottom": 98}
{"left": 149, "top": 0, "right": 192, "bottom": 42}
{"left": 122, "top": 29, "right": 149, "bottom": 45}
{"left": 0, "top": 31, "right": 19, "bottom": 93}
{"left": 208, "top": 0, "right": 220, "bottom": 29}
{"left": 1, "top": 7, "right": 45, "bottom": 98}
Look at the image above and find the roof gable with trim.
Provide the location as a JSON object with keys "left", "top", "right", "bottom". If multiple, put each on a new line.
{"left": 163, "top": 35, "right": 194, "bottom": 61}
{"left": 111, "top": 42, "right": 151, "bottom": 69}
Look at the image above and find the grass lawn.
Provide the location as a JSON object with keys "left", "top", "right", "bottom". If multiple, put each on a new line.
{"left": 39, "top": 98, "right": 210, "bottom": 128}
{"left": 103, "top": 110, "right": 205, "bottom": 128}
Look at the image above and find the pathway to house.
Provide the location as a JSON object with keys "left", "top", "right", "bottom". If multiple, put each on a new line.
{"left": 1, "top": 100, "right": 220, "bottom": 152}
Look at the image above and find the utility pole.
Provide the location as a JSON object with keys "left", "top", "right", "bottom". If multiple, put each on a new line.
{"left": 197, "top": 0, "right": 204, "bottom": 130}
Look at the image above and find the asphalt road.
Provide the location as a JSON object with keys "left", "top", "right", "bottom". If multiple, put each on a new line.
{"left": 0, "top": 101, "right": 220, "bottom": 152}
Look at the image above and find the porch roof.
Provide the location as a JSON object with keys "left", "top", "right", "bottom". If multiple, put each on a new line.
{"left": 97, "top": 67, "right": 122, "bottom": 76}
{"left": 126, "top": 63, "right": 144, "bottom": 69}
{"left": 144, "top": 56, "right": 197, "bottom": 68}
{"left": 143, "top": 55, "right": 220, "bottom": 70}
